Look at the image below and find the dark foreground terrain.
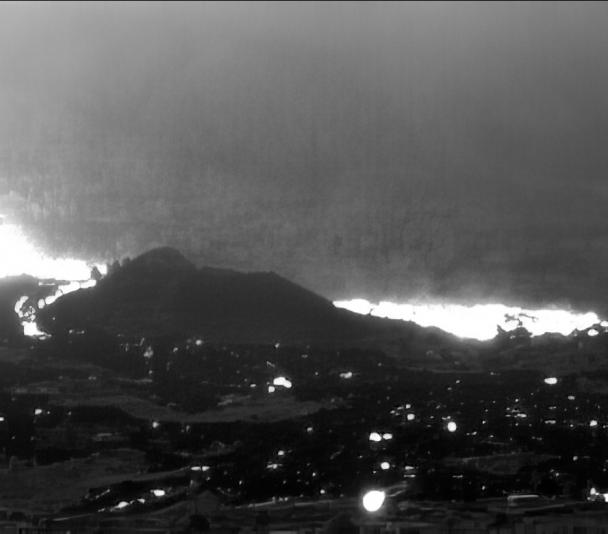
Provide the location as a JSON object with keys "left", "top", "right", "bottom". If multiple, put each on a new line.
{"left": 1, "top": 249, "right": 608, "bottom": 532}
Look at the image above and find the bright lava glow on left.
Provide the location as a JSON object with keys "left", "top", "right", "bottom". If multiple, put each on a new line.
{"left": 334, "top": 299, "right": 604, "bottom": 341}
{"left": 1, "top": 220, "right": 106, "bottom": 337}
{"left": 0, "top": 222, "right": 94, "bottom": 280}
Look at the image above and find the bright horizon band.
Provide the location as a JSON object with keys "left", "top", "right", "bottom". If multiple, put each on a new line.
{"left": 334, "top": 299, "right": 606, "bottom": 341}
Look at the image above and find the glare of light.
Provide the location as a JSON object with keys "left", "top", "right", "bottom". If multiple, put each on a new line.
{"left": 268, "top": 385, "right": 276, "bottom": 393}
{"left": 190, "top": 465, "right": 210, "bottom": 472}
{"left": 339, "top": 371, "right": 353, "bottom": 379}
{"left": 588, "top": 329, "right": 600, "bottom": 337}
{"left": 339, "top": 298, "right": 373, "bottom": 315}
{"left": 34, "top": 408, "right": 43, "bottom": 416}
{"left": 115, "top": 501, "right": 129, "bottom": 510}
{"left": 446, "top": 421, "right": 458, "bottom": 433}
{"left": 273, "top": 376, "right": 292, "bottom": 389}
{"left": 590, "top": 420, "right": 599, "bottom": 428}
{"left": 151, "top": 489, "right": 165, "bottom": 497}
{"left": 362, "top": 490, "right": 385, "bottom": 513}
{"left": 406, "top": 413, "right": 415, "bottom": 421}
{"left": 2, "top": 221, "right": 107, "bottom": 338}
{"left": 380, "top": 461, "right": 390, "bottom": 470}
{"left": 334, "top": 299, "right": 603, "bottom": 341}
{"left": 382, "top": 432, "right": 393, "bottom": 440}
{"left": 152, "top": 421, "right": 160, "bottom": 429}
{"left": 369, "top": 432, "right": 382, "bottom": 442}
{"left": 544, "top": 377, "right": 558, "bottom": 386}
{"left": 0, "top": 222, "right": 93, "bottom": 280}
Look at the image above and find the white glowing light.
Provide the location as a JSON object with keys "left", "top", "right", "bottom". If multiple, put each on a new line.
{"left": 2, "top": 221, "right": 107, "bottom": 338}
{"left": 362, "top": 490, "right": 385, "bottom": 513}
{"left": 339, "top": 371, "right": 353, "bottom": 379}
{"left": 334, "top": 299, "right": 603, "bottom": 341}
{"left": 588, "top": 329, "right": 600, "bottom": 337}
{"left": 382, "top": 432, "right": 393, "bottom": 440}
{"left": 268, "top": 385, "right": 276, "bottom": 393}
{"left": 406, "top": 413, "right": 415, "bottom": 421}
{"left": 446, "top": 421, "right": 458, "bottom": 433}
{"left": 341, "top": 298, "right": 374, "bottom": 316}
{"left": 115, "top": 501, "right": 129, "bottom": 510}
{"left": 380, "top": 461, "right": 390, "bottom": 470}
{"left": 544, "top": 377, "right": 558, "bottom": 386}
{"left": 152, "top": 421, "right": 160, "bottom": 429}
{"left": 151, "top": 489, "right": 166, "bottom": 497}
{"left": 590, "top": 420, "right": 599, "bottom": 428}
{"left": 34, "top": 408, "right": 43, "bottom": 416}
{"left": 369, "top": 432, "right": 382, "bottom": 442}
{"left": 0, "top": 222, "right": 93, "bottom": 280}
{"left": 273, "top": 376, "right": 292, "bottom": 389}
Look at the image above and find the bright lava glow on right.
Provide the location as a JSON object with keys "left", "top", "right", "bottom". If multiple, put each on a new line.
{"left": 333, "top": 299, "right": 604, "bottom": 341}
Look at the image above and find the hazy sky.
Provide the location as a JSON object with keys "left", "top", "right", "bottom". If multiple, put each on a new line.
{"left": 2, "top": 2, "right": 608, "bottom": 312}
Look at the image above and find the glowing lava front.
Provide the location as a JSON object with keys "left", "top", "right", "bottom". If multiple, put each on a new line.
{"left": 0, "top": 219, "right": 106, "bottom": 337}
{"left": 0, "top": 221, "right": 94, "bottom": 280}
{"left": 334, "top": 299, "right": 604, "bottom": 341}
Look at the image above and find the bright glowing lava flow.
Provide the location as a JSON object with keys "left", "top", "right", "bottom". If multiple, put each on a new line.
{"left": 0, "top": 221, "right": 94, "bottom": 280}
{"left": 334, "top": 299, "right": 605, "bottom": 341}
{"left": 0, "top": 220, "right": 105, "bottom": 337}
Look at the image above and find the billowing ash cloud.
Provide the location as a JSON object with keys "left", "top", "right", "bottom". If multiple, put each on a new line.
{"left": 1, "top": 2, "right": 608, "bottom": 312}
